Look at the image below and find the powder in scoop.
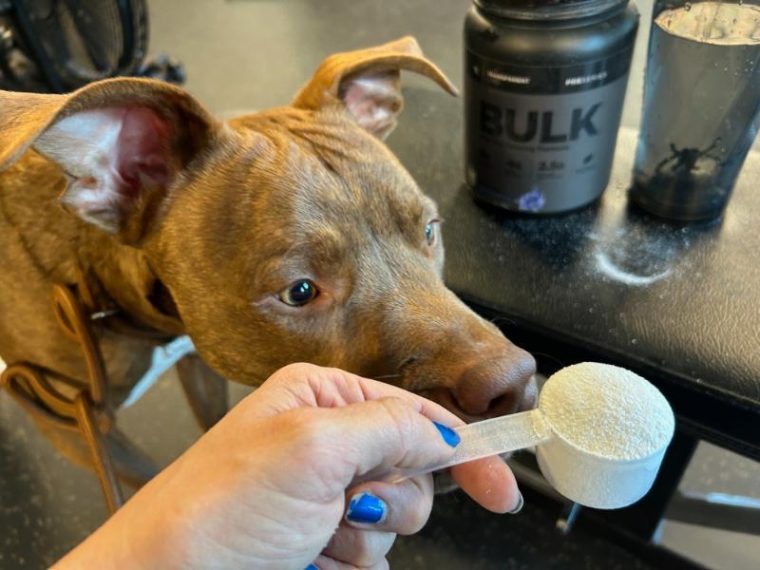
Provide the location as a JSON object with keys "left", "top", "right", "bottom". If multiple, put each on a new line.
{"left": 540, "top": 363, "right": 675, "bottom": 461}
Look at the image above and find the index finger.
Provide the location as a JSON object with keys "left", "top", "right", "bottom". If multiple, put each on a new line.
{"left": 250, "top": 363, "right": 466, "bottom": 429}
{"left": 250, "top": 363, "right": 521, "bottom": 511}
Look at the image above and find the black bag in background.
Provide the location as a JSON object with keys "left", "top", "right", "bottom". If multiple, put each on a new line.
{"left": 0, "top": 0, "right": 183, "bottom": 93}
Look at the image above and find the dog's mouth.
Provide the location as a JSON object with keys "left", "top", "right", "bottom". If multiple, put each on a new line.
{"left": 370, "top": 373, "right": 484, "bottom": 422}
{"left": 376, "top": 356, "right": 538, "bottom": 423}
{"left": 415, "top": 387, "right": 486, "bottom": 424}
{"left": 370, "top": 375, "right": 535, "bottom": 424}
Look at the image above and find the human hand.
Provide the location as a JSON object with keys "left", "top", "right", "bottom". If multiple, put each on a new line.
{"left": 56, "top": 363, "right": 521, "bottom": 569}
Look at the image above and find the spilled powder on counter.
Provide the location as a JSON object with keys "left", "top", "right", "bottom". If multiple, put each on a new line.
{"left": 540, "top": 362, "right": 674, "bottom": 461}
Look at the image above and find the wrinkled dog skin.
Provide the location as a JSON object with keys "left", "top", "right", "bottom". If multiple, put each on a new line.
{"left": 0, "top": 37, "right": 536, "bottom": 461}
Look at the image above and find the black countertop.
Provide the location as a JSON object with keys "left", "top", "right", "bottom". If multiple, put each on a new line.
{"left": 377, "top": 7, "right": 760, "bottom": 459}
{"left": 390, "top": 105, "right": 760, "bottom": 457}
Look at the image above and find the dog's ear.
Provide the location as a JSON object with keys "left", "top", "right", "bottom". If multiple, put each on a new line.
{"left": 292, "top": 36, "right": 457, "bottom": 140}
{"left": 0, "top": 78, "right": 222, "bottom": 244}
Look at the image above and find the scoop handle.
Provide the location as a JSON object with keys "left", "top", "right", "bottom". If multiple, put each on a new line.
{"left": 385, "top": 409, "right": 552, "bottom": 483}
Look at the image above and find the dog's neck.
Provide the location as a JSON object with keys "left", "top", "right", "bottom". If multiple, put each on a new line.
{"left": 79, "top": 239, "right": 185, "bottom": 341}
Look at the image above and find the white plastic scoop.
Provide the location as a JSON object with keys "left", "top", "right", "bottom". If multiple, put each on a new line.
{"left": 395, "top": 362, "right": 676, "bottom": 509}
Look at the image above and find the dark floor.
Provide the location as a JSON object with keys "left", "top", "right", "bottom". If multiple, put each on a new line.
{"left": 1, "top": 0, "right": 759, "bottom": 568}
{"left": 389, "top": 490, "right": 656, "bottom": 570}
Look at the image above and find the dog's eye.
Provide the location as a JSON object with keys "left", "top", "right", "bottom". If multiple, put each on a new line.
{"left": 424, "top": 219, "right": 441, "bottom": 246}
{"left": 279, "top": 279, "right": 319, "bottom": 307}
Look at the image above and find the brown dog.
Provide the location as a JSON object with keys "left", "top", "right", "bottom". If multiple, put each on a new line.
{"left": 0, "top": 37, "right": 535, "bottom": 479}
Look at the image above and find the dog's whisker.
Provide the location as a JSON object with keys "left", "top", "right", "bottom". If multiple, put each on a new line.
{"left": 489, "top": 315, "right": 516, "bottom": 327}
{"left": 372, "top": 373, "right": 402, "bottom": 381}
{"left": 531, "top": 352, "right": 566, "bottom": 371}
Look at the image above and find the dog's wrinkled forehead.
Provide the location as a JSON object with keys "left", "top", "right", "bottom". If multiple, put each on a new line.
{"left": 232, "top": 107, "right": 433, "bottom": 247}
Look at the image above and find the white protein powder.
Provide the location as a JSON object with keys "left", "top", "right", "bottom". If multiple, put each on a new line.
{"left": 540, "top": 363, "right": 675, "bottom": 461}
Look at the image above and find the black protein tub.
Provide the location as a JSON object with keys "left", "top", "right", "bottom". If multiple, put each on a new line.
{"left": 464, "top": 0, "right": 639, "bottom": 214}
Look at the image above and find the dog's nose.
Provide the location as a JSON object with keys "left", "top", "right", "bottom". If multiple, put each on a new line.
{"left": 451, "top": 348, "right": 537, "bottom": 418}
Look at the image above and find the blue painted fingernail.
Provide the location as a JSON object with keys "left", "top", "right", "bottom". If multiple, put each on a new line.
{"left": 433, "top": 421, "right": 461, "bottom": 447}
{"left": 346, "top": 492, "right": 386, "bottom": 524}
{"left": 305, "top": 565, "right": 318, "bottom": 570}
